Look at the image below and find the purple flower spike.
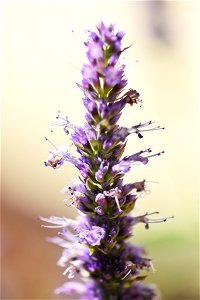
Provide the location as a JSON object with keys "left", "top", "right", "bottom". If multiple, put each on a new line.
{"left": 41, "top": 22, "right": 171, "bottom": 300}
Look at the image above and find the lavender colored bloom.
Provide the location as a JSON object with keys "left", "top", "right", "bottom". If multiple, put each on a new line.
{"left": 41, "top": 21, "right": 171, "bottom": 300}
{"left": 95, "top": 161, "right": 109, "bottom": 182}
{"left": 77, "top": 226, "right": 106, "bottom": 246}
{"left": 95, "top": 193, "right": 107, "bottom": 207}
{"left": 44, "top": 145, "right": 69, "bottom": 169}
{"left": 83, "top": 97, "right": 99, "bottom": 116}
{"left": 81, "top": 64, "right": 100, "bottom": 86}
{"left": 39, "top": 216, "right": 77, "bottom": 229}
{"left": 54, "top": 281, "right": 87, "bottom": 295}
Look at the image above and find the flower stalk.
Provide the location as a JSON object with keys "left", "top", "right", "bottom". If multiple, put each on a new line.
{"left": 41, "top": 22, "right": 170, "bottom": 300}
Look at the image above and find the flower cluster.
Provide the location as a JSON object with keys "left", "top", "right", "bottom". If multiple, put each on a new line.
{"left": 41, "top": 22, "right": 171, "bottom": 300}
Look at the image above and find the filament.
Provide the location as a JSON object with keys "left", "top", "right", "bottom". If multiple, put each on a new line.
{"left": 45, "top": 137, "right": 57, "bottom": 149}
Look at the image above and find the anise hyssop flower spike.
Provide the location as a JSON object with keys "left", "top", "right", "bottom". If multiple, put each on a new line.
{"left": 41, "top": 21, "right": 172, "bottom": 300}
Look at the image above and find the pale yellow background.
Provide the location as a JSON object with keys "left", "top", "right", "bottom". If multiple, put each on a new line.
{"left": 1, "top": 0, "right": 199, "bottom": 299}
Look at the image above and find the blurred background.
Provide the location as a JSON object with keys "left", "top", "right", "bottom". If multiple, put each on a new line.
{"left": 1, "top": 0, "right": 199, "bottom": 299}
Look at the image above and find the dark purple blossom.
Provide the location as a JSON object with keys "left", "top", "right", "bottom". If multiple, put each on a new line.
{"left": 41, "top": 21, "right": 171, "bottom": 300}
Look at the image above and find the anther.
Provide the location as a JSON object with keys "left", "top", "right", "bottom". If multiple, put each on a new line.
{"left": 137, "top": 132, "right": 143, "bottom": 139}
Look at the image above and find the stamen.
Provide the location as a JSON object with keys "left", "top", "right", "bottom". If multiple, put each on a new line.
{"left": 139, "top": 98, "right": 143, "bottom": 109}
{"left": 145, "top": 211, "right": 159, "bottom": 216}
{"left": 131, "top": 120, "right": 155, "bottom": 130}
{"left": 147, "top": 216, "right": 174, "bottom": 223}
{"left": 45, "top": 137, "right": 57, "bottom": 149}
{"left": 147, "top": 151, "right": 165, "bottom": 159}
{"left": 63, "top": 267, "right": 70, "bottom": 276}
{"left": 150, "top": 261, "right": 156, "bottom": 272}
{"left": 121, "top": 262, "right": 137, "bottom": 280}
{"left": 114, "top": 196, "right": 122, "bottom": 213}
{"left": 104, "top": 188, "right": 123, "bottom": 212}
{"left": 133, "top": 212, "right": 173, "bottom": 229}
{"left": 124, "top": 59, "right": 140, "bottom": 66}
{"left": 145, "top": 180, "right": 159, "bottom": 184}
{"left": 41, "top": 225, "right": 66, "bottom": 229}
{"left": 39, "top": 216, "right": 77, "bottom": 229}
{"left": 62, "top": 265, "right": 79, "bottom": 278}
{"left": 128, "top": 121, "right": 165, "bottom": 138}
{"left": 137, "top": 126, "right": 165, "bottom": 133}
{"left": 56, "top": 115, "right": 67, "bottom": 121}
{"left": 52, "top": 112, "right": 77, "bottom": 133}
{"left": 131, "top": 148, "right": 152, "bottom": 156}
{"left": 121, "top": 268, "right": 132, "bottom": 280}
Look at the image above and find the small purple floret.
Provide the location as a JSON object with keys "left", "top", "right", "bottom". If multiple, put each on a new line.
{"left": 77, "top": 226, "right": 106, "bottom": 246}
